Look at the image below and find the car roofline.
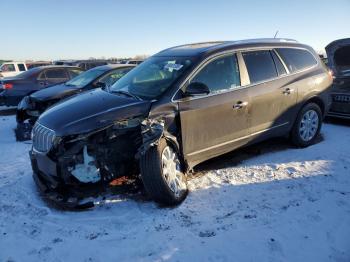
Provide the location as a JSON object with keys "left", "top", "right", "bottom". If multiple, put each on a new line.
{"left": 155, "top": 38, "right": 299, "bottom": 57}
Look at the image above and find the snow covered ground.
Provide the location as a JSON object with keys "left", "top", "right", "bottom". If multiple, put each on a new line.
{"left": 0, "top": 114, "right": 349, "bottom": 262}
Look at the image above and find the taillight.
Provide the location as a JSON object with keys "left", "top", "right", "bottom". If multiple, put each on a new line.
{"left": 3, "top": 83, "right": 13, "bottom": 89}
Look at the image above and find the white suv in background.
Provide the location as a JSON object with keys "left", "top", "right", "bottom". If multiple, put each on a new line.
{"left": 0, "top": 62, "right": 28, "bottom": 78}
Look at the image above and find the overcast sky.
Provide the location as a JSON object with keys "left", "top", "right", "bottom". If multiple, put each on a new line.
{"left": 2, "top": 0, "right": 350, "bottom": 60}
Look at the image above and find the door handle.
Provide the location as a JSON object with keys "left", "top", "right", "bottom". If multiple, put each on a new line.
{"left": 233, "top": 101, "right": 248, "bottom": 109}
{"left": 283, "top": 88, "right": 294, "bottom": 95}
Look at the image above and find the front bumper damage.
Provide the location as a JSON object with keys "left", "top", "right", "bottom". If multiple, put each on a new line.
{"left": 30, "top": 119, "right": 146, "bottom": 208}
{"left": 30, "top": 109, "right": 183, "bottom": 209}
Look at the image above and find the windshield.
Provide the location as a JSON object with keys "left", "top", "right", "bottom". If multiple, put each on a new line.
{"left": 109, "top": 56, "right": 194, "bottom": 100}
{"left": 66, "top": 68, "right": 106, "bottom": 88}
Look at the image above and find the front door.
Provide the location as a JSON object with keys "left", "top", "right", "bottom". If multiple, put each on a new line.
{"left": 178, "top": 53, "right": 250, "bottom": 167}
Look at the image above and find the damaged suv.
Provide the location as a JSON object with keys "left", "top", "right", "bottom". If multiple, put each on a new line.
{"left": 326, "top": 38, "right": 350, "bottom": 119}
{"left": 30, "top": 39, "right": 332, "bottom": 208}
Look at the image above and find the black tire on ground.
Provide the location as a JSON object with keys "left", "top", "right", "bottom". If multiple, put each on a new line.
{"left": 291, "top": 102, "right": 322, "bottom": 147}
{"left": 139, "top": 138, "right": 188, "bottom": 206}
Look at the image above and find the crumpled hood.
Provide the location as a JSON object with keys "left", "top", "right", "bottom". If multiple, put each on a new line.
{"left": 38, "top": 88, "right": 152, "bottom": 136}
{"left": 30, "top": 83, "right": 80, "bottom": 102}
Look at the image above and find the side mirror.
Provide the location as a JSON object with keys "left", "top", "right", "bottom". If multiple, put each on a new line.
{"left": 94, "top": 82, "right": 106, "bottom": 88}
{"left": 184, "top": 82, "right": 210, "bottom": 97}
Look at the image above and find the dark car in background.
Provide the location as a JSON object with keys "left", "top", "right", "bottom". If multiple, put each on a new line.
{"left": 53, "top": 60, "right": 109, "bottom": 70}
{"left": 16, "top": 64, "right": 135, "bottom": 140}
{"left": 325, "top": 38, "right": 350, "bottom": 119}
{"left": 125, "top": 60, "right": 144, "bottom": 65}
{"left": 30, "top": 39, "right": 332, "bottom": 208}
{"left": 26, "top": 61, "right": 52, "bottom": 69}
{"left": 0, "top": 66, "right": 83, "bottom": 107}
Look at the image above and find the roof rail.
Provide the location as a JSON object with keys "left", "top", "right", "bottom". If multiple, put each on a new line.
{"left": 233, "top": 38, "right": 298, "bottom": 44}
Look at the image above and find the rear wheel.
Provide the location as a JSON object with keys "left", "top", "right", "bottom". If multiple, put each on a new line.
{"left": 140, "top": 138, "right": 188, "bottom": 205}
{"left": 291, "top": 102, "right": 322, "bottom": 147}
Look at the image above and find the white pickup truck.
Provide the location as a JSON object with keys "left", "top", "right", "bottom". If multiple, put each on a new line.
{"left": 0, "top": 62, "right": 28, "bottom": 78}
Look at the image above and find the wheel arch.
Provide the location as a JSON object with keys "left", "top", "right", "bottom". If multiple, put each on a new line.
{"left": 304, "top": 96, "right": 325, "bottom": 116}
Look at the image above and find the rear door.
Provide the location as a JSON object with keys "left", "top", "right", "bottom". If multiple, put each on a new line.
{"left": 242, "top": 50, "right": 296, "bottom": 139}
{"left": 178, "top": 53, "right": 250, "bottom": 166}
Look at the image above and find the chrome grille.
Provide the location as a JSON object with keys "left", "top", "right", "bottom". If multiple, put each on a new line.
{"left": 32, "top": 123, "right": 56, "bottom": 153}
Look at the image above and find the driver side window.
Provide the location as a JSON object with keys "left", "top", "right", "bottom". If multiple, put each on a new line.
{"left": 190, "top": 54, "right": 240, "bottom": 93}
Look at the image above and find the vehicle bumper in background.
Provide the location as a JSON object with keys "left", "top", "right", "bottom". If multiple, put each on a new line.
{"left": 0, "top": 91, "right": 21, "bottom": 107}
{"left": 326, "top": 93, "right": 350, "bottom": 119}
{"left": 326, "top": 111, "right": 350, "bottom": 119}
{"left": 0, "top": 92, "right": 5, "bottom": 106}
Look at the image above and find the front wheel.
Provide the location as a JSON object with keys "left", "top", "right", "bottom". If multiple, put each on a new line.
{"left": 140, "top": 138, "right": 188, "bottom": 206}
{"left": 291, "top": 102, "right": 322, "bottom": 147}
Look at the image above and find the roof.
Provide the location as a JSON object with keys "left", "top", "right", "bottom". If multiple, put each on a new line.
{"left": 155, "top": 38, "right": 299, "bottom": 57}
{"left": 35, "top": 65, "right": 82, "bottom": 70}
{"left": 88, "top": 64, "right": 136, "bottom": 71}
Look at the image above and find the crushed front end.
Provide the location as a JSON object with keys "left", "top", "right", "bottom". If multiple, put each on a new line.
{"left": 30, "top": 119, "right": 143, "bottom": 208}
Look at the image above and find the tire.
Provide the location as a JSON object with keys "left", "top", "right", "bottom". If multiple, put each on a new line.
{"left": 139, "top": 138, "right": 188, "bottom": 206}
{"left": 291, "top": 102, "right": 322, "bottom": 147}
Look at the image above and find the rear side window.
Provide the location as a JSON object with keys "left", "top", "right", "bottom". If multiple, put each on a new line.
{"left": 37, "top": 71, "right": 46, "bottom": 80}
{"left": 190, "top": 54, "right": 240, "bottom": 93}
{"left": 271, "top": 51, "right": 287, "bottom": 76}
{"left": 45, "top": 69, "right": 68, "bottom": 79}
{"left": 242, "top": 50, "right": 277, "bottom": 84}
{"left": 276, "top": 48, "right": 317, "bottom": 73}
{"left": 18, "top": 64, "right": 26, "bottom": 71}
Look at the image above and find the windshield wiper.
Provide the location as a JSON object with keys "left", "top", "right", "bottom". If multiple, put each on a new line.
{"left": 111, "top": 90, "right": 142, "bottom": 100}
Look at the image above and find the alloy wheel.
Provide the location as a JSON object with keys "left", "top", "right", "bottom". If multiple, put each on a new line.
{"left": 299, "top": 109, "right": 319, "bottom": 141}
{"left": 161, "top": 146, "right": 186, "bottom": 197}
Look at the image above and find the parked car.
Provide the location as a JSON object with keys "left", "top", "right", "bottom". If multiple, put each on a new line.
{"left": 26, "top": 61, "right": 52, "bottom": 69}
{"left": 30, "top": 39, "right": 332, "bottom": 208}
{"left": 53, "top": 60, "right": 109, "bottom": 70}
{"left": 325, "top": 38, "right": 350, "bottom": 119}
{"left": 0, "top": 62, "right": 28, "bottom": 78}
{"left": 16, "top": 64, "right": 135, "bottom": 140}
{"left": 0, "top": 66, "right": 83, "bottom": 107}
{"left": 125, "top": 60, "right": 144, "bottom": 65}
{"left": 0, "top": 61, "right": 53, "bottom": 79}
